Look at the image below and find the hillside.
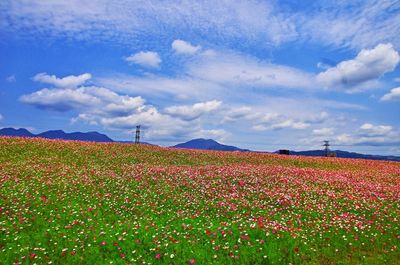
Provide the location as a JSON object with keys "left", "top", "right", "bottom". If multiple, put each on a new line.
{"left": 173, "top": 138, "right": 249, "bottom": 152}
{"left": 1, "top": 137, "right": 399, "bottom": 264}
{"left": 289, "top": 149, "right": 400, "bottom": 162}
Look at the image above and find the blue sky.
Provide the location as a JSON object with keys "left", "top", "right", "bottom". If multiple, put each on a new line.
{"left": 0, "top": 0, "right": 399, "bottom": 154}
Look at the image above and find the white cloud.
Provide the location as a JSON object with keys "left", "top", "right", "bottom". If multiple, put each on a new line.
{"left": 20, "top": 72, "right": 228, "bottom": 142}
{"left": 6, "top": 75, "right": 16, "bottom": 82}
{"left": 164, "top": 100, "right": 222, "bottom": 121}
{"left": 0, "top": 1, "right": 297, "bottom": 47}
{"left": 188, "top": 50, "right": 315, "bottom": 90}
{"left": 380, "top": 87, "right": 400, "bottom": 101}
{"left": 20, "top": 86, "right": 145, "bottom": 114}
{"left": 222, "top": 106, "right": 254, "bottom": 122}
{"left": 299, "top": 0, "right": 400, "bottom": 49}
{"left": 335, "top": 123, "right": 400, "bottom": 146}
{"left": 2, "top": 0, "right": 400, "bottom": 52}
{"left": 222, "top": 103, "right": 330, "bottom": 132}
{"left": 312, "top": 127, "right": 334, "bottom": 137}
{"left": 192, "top": 129, "right": 230, "bottom": 142}
{"left": 251, "top": 113, "right": 310, "bottom": 131}
{"left": 96, "top": 74, "right": 224, "bottom": 100}
{"left": 22, "top": 73, "right": 146, "bottom": 115}
{"left": 125, "top": 51, "right": 161, "bottom": 68}
{"left": 101, "top": 106, "right": 180, "bottom": 128}
{"left": 20, "top": 87, "right": 101, "bottom": 111}
{"left": 304, "top": 112, "right": 329, "bottom": 124}
{"left": 172, "top": 39, "right": 201, "bottom": 55}
{"left": 100, "top": 49, "right": 317, "bottom": 104}
{"left": 33, "top": 73, "right": 91, "bottom": 88}
{"left": 99, "top": 106, "right": 199, "bottom": 141}
{"left": 317, "top": 43, "right": 400, "bottom": 92}
{"left": 359, "top": 123, "right": 392, "bottom": 137}
{"left": 0, "top": 114, "right": 3, "bottom": 121}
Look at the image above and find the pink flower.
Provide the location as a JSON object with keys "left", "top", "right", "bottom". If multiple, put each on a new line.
{"left": 155, "top": 253, "right": 161, "bottom": 259}
{"left": 189, "top": 258, "right": 195, "bottom": 264}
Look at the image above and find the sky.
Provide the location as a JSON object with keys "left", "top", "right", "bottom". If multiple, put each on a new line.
{"left": 0, "top": 0, "right": 399, "bottom": 155}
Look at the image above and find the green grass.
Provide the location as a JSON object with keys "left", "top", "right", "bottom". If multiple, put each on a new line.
{"left": 1, "top": 137, "right": 399, "bottom": 264}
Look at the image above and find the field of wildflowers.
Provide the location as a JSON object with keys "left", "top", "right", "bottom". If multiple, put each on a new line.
{"left": 0, "top": 137, "right": 399, "bottom": 264}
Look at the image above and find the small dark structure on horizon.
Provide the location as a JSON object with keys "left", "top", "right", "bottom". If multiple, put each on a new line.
{"left": 323, "top": 140, "right": 330, "bottom": 157}
{"left": 323, "top": 140, "right": 337, "bottom": 157}
{"left": 278, "top": 149, "right": 290, "bottom": 155}
{"left": 135, "top": 125, "right": 140, "bottom": 144}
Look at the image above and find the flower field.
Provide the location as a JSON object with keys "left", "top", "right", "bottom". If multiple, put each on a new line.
{"left": 1, "top": 137, "right": 399, "bottom": 264}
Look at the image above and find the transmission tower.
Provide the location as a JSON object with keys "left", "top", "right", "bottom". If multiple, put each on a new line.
{"left": 135, "top": 125, "right": 140, "bottom": 144}
{"left": 323, "top": 140, "right": 330, "bottom": 157}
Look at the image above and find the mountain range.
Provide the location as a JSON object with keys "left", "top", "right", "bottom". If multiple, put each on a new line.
{"left": 288, "top": 150, "right": 400, "bottom": 162}
{"left": 0, "top": 127, "right": 113, "bottom": 142}
{"left": 172, "top": 138, "right": 399, "bottom": 161}
{"left": 1, "top": 128, "right": 398, "bottom": 161}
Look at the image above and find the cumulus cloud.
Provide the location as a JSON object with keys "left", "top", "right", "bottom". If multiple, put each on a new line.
{"left": 380, "top": 87, "right": 400, "bottom": 101}
{"left": 252, "top": 113, "right": 310, "bottom": 131}
{"left": 317, "top": 43, "right": 400, "bottom": 92}
{"left": 172, "top": 39, "right": 201, "bottom": 55}
{"left": 125, "top": 51, "right": 161, "bottom": 68}
{"left": 20, "top": 87, "right": 102, "bottom": 111}
{"left": 222, "top": 106, "right": 254, "bottom": 122}
{"left": 20, "top": 86, "right": 145, "bottom": 114}
{"left": 101, "top": 106, "right": 181, "bottom": 128}
{"left": 22, "top": 73, "right": 146, "bottom": 116}
{"left": 33, "top": 73, "right": 91, "bottom": 88}
{"left": 312, "top": 127, "right": 334, "bottom": 137}
{"left": 164, "top": 100, "right": 222, "bottom": 121}
{"left": 336, "top": 123, "right": 399, "bottom": 146}
{"left": 20, "top": 72, "right": 230, "bottom": 142}
{"left": 99, "top": 106, "right": 204, "bottom": 141}
{"left": 226, "top": 106, "right": 329, "bottom": 132}
{"left": 359, "top": 123, "right": 392, "bottom": 137}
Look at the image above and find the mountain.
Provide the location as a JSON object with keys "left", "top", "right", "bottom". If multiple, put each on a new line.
{"left": 37, "top": 130, "right": 113, "bottom": 142}
{"left": 0, "top": 127, "right": 35, "bottom": 137}
{"left": 173, "top": 138, "right": 249, "bottom": 152}
{"left": 286, "top": 150, "right": 400, "bottom": 162}
{"left": 0, "top": 127, "right": 113, "bottom": 142}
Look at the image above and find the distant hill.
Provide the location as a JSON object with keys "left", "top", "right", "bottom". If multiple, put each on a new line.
{"left": 287, "top": 150, "right": 400, "bottom": 162}
{"left": 0, "top": 127, "right": 113, "bottom": 142}
{"left": 0, "top": 127, "right": 35, "bottom": 137}
{"left": 173, "top": 138, "right": 249, "bottom": 152}
{"left": 37, "top": 130, "right": 113, "bottom": 142}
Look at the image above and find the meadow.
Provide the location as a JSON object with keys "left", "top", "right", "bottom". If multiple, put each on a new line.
{"left": 0, "top": 137, "right": 399, "bottom": 264}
